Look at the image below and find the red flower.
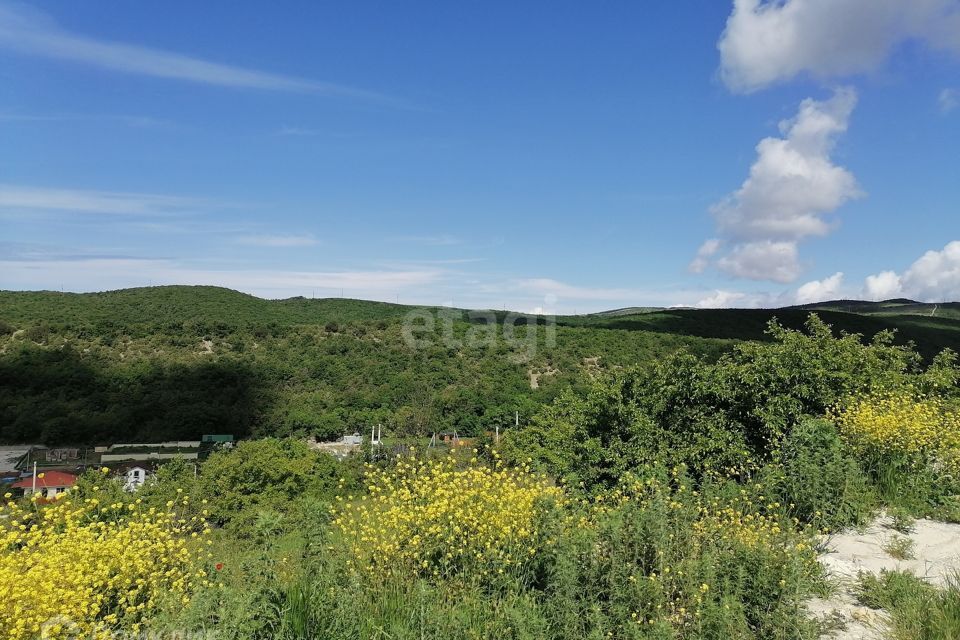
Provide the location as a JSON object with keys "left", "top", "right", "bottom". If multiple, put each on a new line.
{"left": 215, "top": 563, "right": 223, "bottom": 571}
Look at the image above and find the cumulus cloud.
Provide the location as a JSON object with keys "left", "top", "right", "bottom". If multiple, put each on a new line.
{"left": 863, "top": 270, "right": 903, "bottom": 300}
{"left": 716, "top": 240, "right": 802, "bottom": 283}
{"left": 719, "top": 0, "right": 960, "bottom": 93}
{"left": 691, "top": 271, "right": 845, "bottom": 308}
{"left": 698, "top": 89, "right": 861, "bottom": 282}
{"left": 692, "top": 290, "right": 749, "bottom": 308}
{"left": 793, "top": 271, "right": 844, "bottom": 303}
{"left": 863, "top": 241, "right": 960, "bottom": 301}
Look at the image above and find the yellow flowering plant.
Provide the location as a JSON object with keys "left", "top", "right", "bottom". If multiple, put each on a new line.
{"left": 568, "top": 466, "right": 822, "bottom": 635}
{"left": 331, "top": 451, "right": 566, "bottom": 582}
{"left": 0, "top": 490, "right": 212, "bottom": 640}
{"left": 831, "top": 390, "right": 960, "bottom": 476}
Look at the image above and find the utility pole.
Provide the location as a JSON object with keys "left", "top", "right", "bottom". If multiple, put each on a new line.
{"left": 32, "top": 461, "right": 37, "bottom": 495}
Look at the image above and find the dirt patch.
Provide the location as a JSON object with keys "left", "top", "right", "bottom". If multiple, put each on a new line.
{"left": 808, "top": 513, "right": 960, "bottom": 638}
{"left": 528, "top": 366, "right": 559, "bottom": 389}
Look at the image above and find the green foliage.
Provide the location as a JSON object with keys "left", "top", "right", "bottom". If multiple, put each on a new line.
{"left": 0, "top": 286, "right": 736, "bottom": 444}
{"left": 205, "top": 464, "right": 824, "bottom": 640}
{"left": 857, "top": 570, "right": 960, "bottom": 640}
{"left": 505, "top": 316, "right": 938, "bottom": 487}
{"left": 772, "top": 418, "right": 874, "bottom": 530}
{"left": 198, "top": 439, "right": 351, "bottom": 534}
{"left": 882, "top": 535, "right": 915, "bottom": 560}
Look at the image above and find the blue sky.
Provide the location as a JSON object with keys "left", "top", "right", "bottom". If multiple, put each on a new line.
{"left": 1, "top": 0, "right": 959, "bottom": 312}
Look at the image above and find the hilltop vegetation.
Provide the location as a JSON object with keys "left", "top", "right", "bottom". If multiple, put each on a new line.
{"left": 1, "top": 286, "right": 958, "bottom": 445}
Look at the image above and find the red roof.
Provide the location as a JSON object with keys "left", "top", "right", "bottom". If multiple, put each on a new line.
{"left": 11, "top": 471, "right": 78, "bottom": 490}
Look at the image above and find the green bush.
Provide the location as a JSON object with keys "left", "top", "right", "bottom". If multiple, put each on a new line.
{"left": 773, "top": 418, "right": 874, "bottom": 530}
{"left": 199, "top": 438, "right": 352, "bottom": 534}
{"left": 505, "top": 316, "right": 939, "bottom": 488}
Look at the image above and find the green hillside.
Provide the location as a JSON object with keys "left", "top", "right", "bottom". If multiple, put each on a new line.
{"left": 1, "top": 286, "right": 958, "bottom": 445}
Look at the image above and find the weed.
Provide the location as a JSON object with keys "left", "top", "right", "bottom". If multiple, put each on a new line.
{"left": 882, "top": 535, "right": 916, "bottom": 560}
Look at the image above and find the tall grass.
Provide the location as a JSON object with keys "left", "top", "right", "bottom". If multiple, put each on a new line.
{"left": 858, "top": 570, "right": 960, "bottom": 640}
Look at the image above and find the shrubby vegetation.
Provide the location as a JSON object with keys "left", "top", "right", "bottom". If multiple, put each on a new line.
{"left": 4, "top": 286, "right": 959, "bottom": 445}
{"left": 3, "top": 293, "right": 960, "bottom": 638}
{"left": 0, "top": 287, "right": 738, "bottom": 444}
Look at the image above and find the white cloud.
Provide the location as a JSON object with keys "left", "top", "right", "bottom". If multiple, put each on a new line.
{"left": 793, "top": 271, "right": 844, "bottom": 303}
{"left": 391, "top": 234, "right": 461, "bottom": 246}
{"left": 509, "top": 278, "right": 643, "bottom": 301}
{"left": 688, "top": 238, "right": 721, "bottom": 273}
{"left": 236, "top": 234, "right": 318, "bottom": 247}
{"left": 716, "top": 240, "right": 802, "bottom": 283}
{"left": 863, "top": 241, "right": 960, "bottom": 302}
{"left": 0, "top": 4, "right": 385, "bottom": 100}
{"left": 0, "top": 257, "right": 443, "bottom": 300}
{"left": 719, "top": 0, "right": 960, "bottom": 93}
{"left": 941, "top": 88, "right": 960, "bottom": 113}
{"left": 693, "top": 290, "right": 749, "bottom": 308}
{"left": 713, "top": 88, "right": 860, "bottom": 241}
{"left": 698, "top": 89, "right": 861, "bottom": 282}
{"left": 0, "top": 184, "right": 207, "bottom": 215}
{"left": 690, "top": 271, "right": 846, "bottom": 308}
{"left": 863, "top": 270, "right": 903, "bottom": 300}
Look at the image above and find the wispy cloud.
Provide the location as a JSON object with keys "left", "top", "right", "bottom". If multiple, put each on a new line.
{"left": 0, "top": 184, "right": 211, "bottom": 216}
{"left": 391, "top": 234, "right": 461, "bottom": 246}
{"left": 0, "top": 111, "right": 177, "bottom": 128}
{"left": 0, "top": 241, "right": 153, "bottom": 262}
{"left": 0, "top": 256, "right": 445, "bottom": 300}
{"left": 0, "top": 4, "right": 390, "bottom": 102}
{"left": 236, "top": 233, "right": 319, "bottom": 247}
{"left": 277, "top": 126, "right": 323, "bottom": 137}
{"left": 940, "top": 88, "right": 960, "bottom": 114}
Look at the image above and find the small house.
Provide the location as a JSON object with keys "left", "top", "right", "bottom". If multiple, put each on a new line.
{"left": 11, "top": 471, "right": 77, "bottom": 499}
{"left": 114, "top": 462, "right": 157, "bottom": 492}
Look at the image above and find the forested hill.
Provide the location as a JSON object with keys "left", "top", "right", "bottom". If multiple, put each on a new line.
{"left": 1, "top": 286, "right": 958, "bottom": 445}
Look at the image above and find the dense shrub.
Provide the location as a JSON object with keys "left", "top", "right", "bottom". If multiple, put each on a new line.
{"left": 199, "top": 438, "right": 351, "bottom": 534}
{"left": 771, "top": 418, "right": 874, "bottom": 530}
{"left": 504, "top": 316, "right": 947, "bottom": 487}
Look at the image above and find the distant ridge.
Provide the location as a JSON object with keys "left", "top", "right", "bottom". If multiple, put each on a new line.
{"left": 786, "top": 298, "right": 960, "bottom": 320}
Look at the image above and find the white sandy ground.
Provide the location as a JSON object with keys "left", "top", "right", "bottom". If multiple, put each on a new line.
{"left": 806, "top": 514, "right": 960, "bottom": 639}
